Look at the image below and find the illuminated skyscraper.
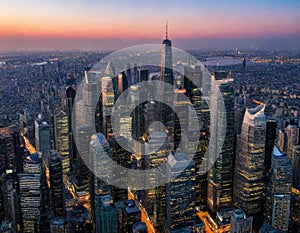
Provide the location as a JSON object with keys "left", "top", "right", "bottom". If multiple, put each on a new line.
{"left": 233, "top": 104, "right": 266, "bottom": 217}
{"left": 91, "top": 133, "right": 113, "bottom": 196}
{"left": 207, "top": 71, "right": 235, "bottom": 214}
{"left": 54, "top": 110, "right": 70, "bottom": 179}
{"left": 166, "top": 151, "right": 196, "bottom": 232}
{"left": 160, "top": 21, "right": 173, "bottom": 86}
{"left": 264, "top": 146, "right": 292, "bottom": 232}
{"left": 108, "top": 136, "right": 131, "bottom": 202}
{"left": 144, "top": 131, "right": 170, "bottom": 231}
{"left": 18, "top": 153, "right": 42, "bottom": 233}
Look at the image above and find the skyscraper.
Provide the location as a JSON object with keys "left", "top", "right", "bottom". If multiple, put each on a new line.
{"left": 285, "top": 125, "right": 300, "bottom": 190}
{"left": 35, "top": 119, "right": 51, "bottom": 161}
{"left": 95, "top": 194, "right": 118, "bottom": 233}
{"left": 265, "top": 120, "right": 277, "bottom": 173}
{"left": 108, "top": 136, "right": 131, "bottom": 202}
{"left": 18, "top": 153, "right": 42, "bottom": 233}
{"left": 144, "top": 131, "right": 170, "bottom": 231}
{"left": 207, "top": 71, "right": 235, "bottom": 214}
{"left": 66, "top": 79, "right": 77, "bottom": 172}
{"left": 115, "top": 200, "right": 141, "bottom": 233}
{"left": 48, "top": 150, "right": 65, "bottom": 217}
{"left": 234, "top": 104, "right": 266, "bottom": 217}
{"left": 166, "top": 151, "right": 196, "bottom": 232}
{"left": 264, "top": 146, "right": 292, "bottom": 232}
{"left": 54, "top": 110, "right": 70, "bottom": 179}
{"left": 0, "top": 125, "right": 22, "bottom": 174}
{"left": 160, "top": 21, "right": 173, "bottom": 86}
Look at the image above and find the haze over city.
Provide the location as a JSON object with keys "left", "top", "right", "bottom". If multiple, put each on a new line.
{"left": 0, "top": 0, "right": 299, "bottom": 51}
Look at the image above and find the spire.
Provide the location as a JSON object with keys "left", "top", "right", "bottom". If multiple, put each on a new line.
{"left": 165, "top": 19, "right": 168, "bottom": 39}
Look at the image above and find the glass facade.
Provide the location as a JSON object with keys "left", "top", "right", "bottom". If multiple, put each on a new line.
{"left": 166, "top": 151, "right": 196, "bottom": 232}
{"left": 207, "top": 72, "right": 235, "bottom": 214}
{"left": 233, "top": 104, "right": 266, "bottom": 215}
{"left": 54, "top": 111, "right": 70, "bottom": 179}
{"left": 264, "top": 146, "right": 292, "bottom": 232}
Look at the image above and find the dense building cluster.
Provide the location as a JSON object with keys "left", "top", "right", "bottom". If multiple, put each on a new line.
{"left": 0, "top": 32, "right": 300, "bottom": 233}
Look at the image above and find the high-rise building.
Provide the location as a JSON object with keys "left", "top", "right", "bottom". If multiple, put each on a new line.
{"left": 0, "top": 171, "right": 21, "bottom": 232}
{"left": 233, "top": 104, "right": 266, "bottom": 217}
{"left": 115, "top": 200, "right": 141, "bottom": 233}
{"left": 54, "top": 111, "right": 70, "bottom": 179}
{"left": 159, "top": 21, "right": 174, "bottom": 139}
{"left": 66, "top": 79, "right": 77, "bottom": 172}
{"left": 35, "top": 119, "right": 51, "bottom": 161}
{"left": 18, "top": 153, "right": 42, "bottom": 233}
{"left": 166, "top": 151, "right": 196, "bottom": 232}
{"left": 285, "top": 125, "right": 299, "bottom": 157}
{"left": 144, "top": 131, "right": 170, "bottom": 231}
{"left": 230, "top": 208, "right": 253, "bottom": 233}
{"left": 108, "top": 136, "right": 131, "bottom": 202}
{"left": 265, "top": 120, "right": 277, "bottom": 173}
{"left": 207, "top": 71, "right": 235, "bottom": 214}
{"left": 264, "top": 146, "right": 292, "bottom": 232}
{"left": 292, "top": 145, "right": 300, "bottom": 190}
{"left": 183, "top": 66, "right": 202, "bottom": 100}
{"left": 160, "top": 21, "right": 173, "bottom": 86}
{"left": 285, "top": 125, "right": 300, "bottom": 190}
{"left": 48, "top": 151, "right": 65, "bottom": 217}
{"left": 95, "top": 194, "right": 118, "bottom": 233}
{"left": 0, "top": 125, "right": 22, "bottom": 174}
{"left": 277, "top": 129, "right": 286, "bottom": 153}
{"left": 183, "top": 66, "right": 209, "bottom": 209}
{"left": 91, "top": 133, "right": 113, "bottom": 196}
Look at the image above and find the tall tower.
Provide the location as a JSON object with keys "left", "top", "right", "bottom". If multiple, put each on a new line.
{"left": 35, "top": 119, "right": 51, "bottom": 161}
{"left": 18, "top": 153, "right": 42, "bottom": 233}
{"left": 166, "top": 151, "right": 195, "bottom": 232}
{"left": 233, "top": 104, "right": 266, "bottom": 219}
{"left": 207, "top": 71, "right": 235, "bottom": 214}
{"left": 265, "top": 120, "right": 277, "bottom": 173}
{"left": 54, "top": 111, "right": 70, "bottom": 179}
{"left": 160, "top": 20, "right": 173, "bottom": 86}
{"left": 0, "top": 125, "right": 22, "bottom": 174}
{"left": 264, "top": 146, "right": 292, "bottom": 232}
{"left": 48, "top": 151, "right": 65, "bottom": 217}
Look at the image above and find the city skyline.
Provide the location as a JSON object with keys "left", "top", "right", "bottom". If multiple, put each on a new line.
{"left": 0, "top": 0, "right": 300, "bottom": 51}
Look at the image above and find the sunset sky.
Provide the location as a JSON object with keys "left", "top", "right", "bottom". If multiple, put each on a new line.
{"left": 0, "top": 0, "right": 299, "bottom": 51}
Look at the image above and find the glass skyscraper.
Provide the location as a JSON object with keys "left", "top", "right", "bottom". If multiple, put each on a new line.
{"left": 264, "top": 146, "right": 292, "bottom": 232}
{"left": 207, "top": 71, "right": 235, "bottom": 215}
{"left": 166, "top": 151, "right": 196, "bottom": 232}
{"left": 233, "top": 104, "right": 266, "bottom": 217}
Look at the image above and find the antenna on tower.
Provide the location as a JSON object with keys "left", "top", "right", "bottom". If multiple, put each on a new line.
{"left": 165, "top": 19, "right": 168, "bottom": 39}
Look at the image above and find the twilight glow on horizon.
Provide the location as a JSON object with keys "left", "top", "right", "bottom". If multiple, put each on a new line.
{"left": 0, "top": 0, "right": 299, "bottom": 51}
